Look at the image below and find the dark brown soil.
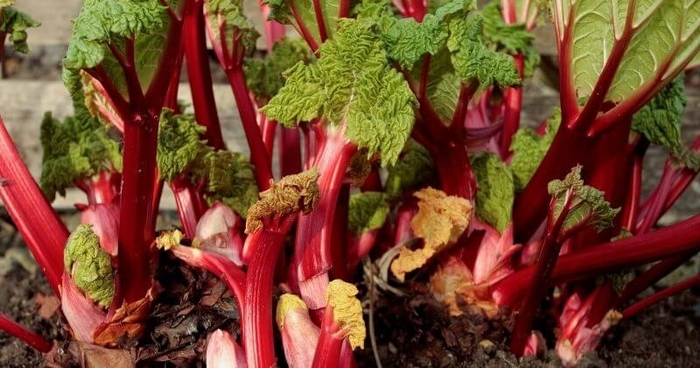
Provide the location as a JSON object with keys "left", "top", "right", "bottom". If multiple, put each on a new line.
{"left": 2, "top": 221, "right": 700, "bottom": 368}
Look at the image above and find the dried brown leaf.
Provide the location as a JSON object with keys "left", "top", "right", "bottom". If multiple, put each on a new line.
{"left": 390, "top": 188, "right": 472, "bottom": 281}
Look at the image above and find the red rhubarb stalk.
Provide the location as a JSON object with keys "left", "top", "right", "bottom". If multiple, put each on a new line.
{"left": 226, "top": 68, "right": 273, "bottom": 190}
{"left": 0, "top": 117, "right": 67, "bottom": 293}
{"left": 622, "top": 274, "right": 700, "bottom": 319}
{"left": 510, "top": 192, "right": 572, "bottom": 355}
{"left": 183, "top": 0, "right": 225, "bottom": 150}
{"left": 242, "top": 226, "right": 291, "bottom": 367}
{"left": 493, "top": 214, "right": 700, "bottom": 306}
{"left": 295, "top": 136, "right": 356, "bottom": 308}
{"left": 0, "top": 312, "right": 52, "bottom": 353}
{"left": 118, "top": 113, "right": 161, "bottom": 302}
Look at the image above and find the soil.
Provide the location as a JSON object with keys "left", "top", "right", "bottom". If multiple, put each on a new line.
{"left": 2, "top": 208, "right": 700, "bottom": 368}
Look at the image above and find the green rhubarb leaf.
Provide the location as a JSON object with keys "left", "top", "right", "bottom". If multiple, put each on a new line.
{"left": 362, "top": 0, "right": 471, "bottom": 69}
{"left": 205, "top": 0, "right": 259, "bottom": 55}
{"left": 348, "top": 192, "right": 390, "bottom": 234}
{"left": 244, "top": 37, "right": 313, "bottom": 103}
{"left": 447, "top": 13, "right": 521, "bottom": 87}
{"left": 265, "top": 0, "right": 341, "bottom": 46}
{"left": 262, "top": 19, "right": 417, "bottom": 166}
{"left": 384, "top": 139, "right": 434, "bottom": 199}
{"left": 632, "top": 76, "right": 685, "bottom": 152}
{"left": 40, "top": 104, "right": 122, "bottom": 201}
{"left": 548, "top": 166, "right": 619, "bottom": 235}
{"left": 156, "top": 110, "right": 259, "bottom": 218}
{"left": 157, "top": 110, "right": 210, "bottom": 183}
{"left": 424, "top": 48, "right": 461, "bottom": 124}
{"left": 64, "top": 224, "right": 115, "bottom": 308}
{"left": 632, "top": 76, "right": 700, "bottom": 170}
{"left": 63, "top": 0, "right": 170, "bottom": 98}
{"left": 481, "top": 1, "right": 539, "bottom": 77}
{"left": 560, "top": 0, "right": 700, "bottom": 103}
{"left": 510, "top": 110, "right": 560, "bottom": 191}
{"left": 471, "top": 152, "right": 513, "bottom": 233}
{"left": 202, "top": 150, "right": 260, "bottom": 218}
{"left": 0, "top": 6, "right": 40, "bottom": 54}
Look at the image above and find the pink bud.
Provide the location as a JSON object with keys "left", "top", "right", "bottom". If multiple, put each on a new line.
{"left": 60, "top": 273, "right": 107, "bottom": 343}
{"left": 196, "top": 202, "right": 244, "bottom": 266}
{"left": 276, "top": 294, "right": 320, "bottom": 368}
{"left": 206, "top": 329, "right": 246, "bottom": 368}
{"left": 79, "top": 203, "right": 120, "bottom": 256}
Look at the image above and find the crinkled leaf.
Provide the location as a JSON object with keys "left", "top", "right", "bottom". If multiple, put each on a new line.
{"left": 246, "top": 169, "right": 320, "bottom": 233}
{"left": 631, "top": 76, "right": 700, "bottom": 169}
{"left": 0, "top": 6, "right": 40, "bottom": 53}
{"left": 423, "top": 48, "right": 461, "bottom": 124}
{"left": 202, "top": 150, "right": 260, "bottom": 219}
{"left": 548, "top": 166, "right": 619, "bottom": 235}
{"left": 40, "top": 109, "right": 122, "bottom": 201}
{"left": 156, "top": 110, "right": 259, "bottom": 218}
{"left": 262, "top": 19, "right": 417, "bottom": 165}
{"left": 64, "top": 0, "right": 167, "bottom": 69}
{"left": 447, "top": 14, "right": 521, "bottom": 87}
{"left": 510, "top": 110, "right": 561, "bottom": 191}
{"left": 348, "top": 192, "right": 390, "bottom": 234}
{"left": 384, "top": 139, "right": 434, "bottom": 199}
{"left": 471, "top": 152, "right": 513, "bottom": 233}
{"left": 63, "top": 0, "right": 170, "bottom": 100}
{"left": 481, "top": 1, "right": 539, "bottom": 77}
{"left": 265, "top": 0, "right": 340, "bottom": 46}
{"left": 326, "top": 280, "right": 366, "bottom": 350}
{"left": 632, "top": 76, "right": 685, "bottom": 152}
{"left": 244, "top": 37, "right": 313, "bottom": 102}
{"left": 157, "top": 110, "right": 210, "bottom": 182}
{"left": 64, "top": 224, "right": 115, "bottom": 308}
{"left": 558, "top": 0, "right": 700, "bottom": 103}
{"left": 364, "top": 0, "right": 471, "bottom": 69}
{"left": 206, "top": 0, "right": 259, "bottom": 56}
{"left": 391, "top": 187, "right": 472, "bottom": 281}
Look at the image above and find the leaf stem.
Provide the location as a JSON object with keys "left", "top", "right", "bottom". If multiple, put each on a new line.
{"left": 0, "top": 118, "right": 67, "bottom": 295}
{"left": 183, "top": 0, "right": 225, "bottom": 150}
{"left": 0, "top": 312, "right": 52, "bottom": 353}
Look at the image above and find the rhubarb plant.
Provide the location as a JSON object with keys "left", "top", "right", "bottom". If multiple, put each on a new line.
{"left": 1, "top": 0, "right": 700, "bottom": 366}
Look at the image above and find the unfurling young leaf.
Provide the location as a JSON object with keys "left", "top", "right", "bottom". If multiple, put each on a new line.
{"left": 156, "top": 110, "right": 259, "bottom": 218}
{"left": 391, "top": 188, "right": 472, "bottom": 281}
{"left": 245, "top": 169, "right": 320, "bottom": 233}
{"left": 262, "top": 19, "right": 417, "bottom": 166}
{"left": 64, "top": 224, "right": 115, "bottom": 308}
{"left": 631, "top": 76, "right": 700, "bottom": 169}
{"left": 548, "top": 166, "right": 620, "bottom": 237}
{"left": 40, "top": 111, "right": 122, "bottom": 201}
{"left": 157, "top": 110, "right": 209, "bottom": 183}
{"left": 325, "top": 280, "right": 366, "bottom": 350}
{"left": 0, "top": 6, "right": 40, "bottom": 54}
